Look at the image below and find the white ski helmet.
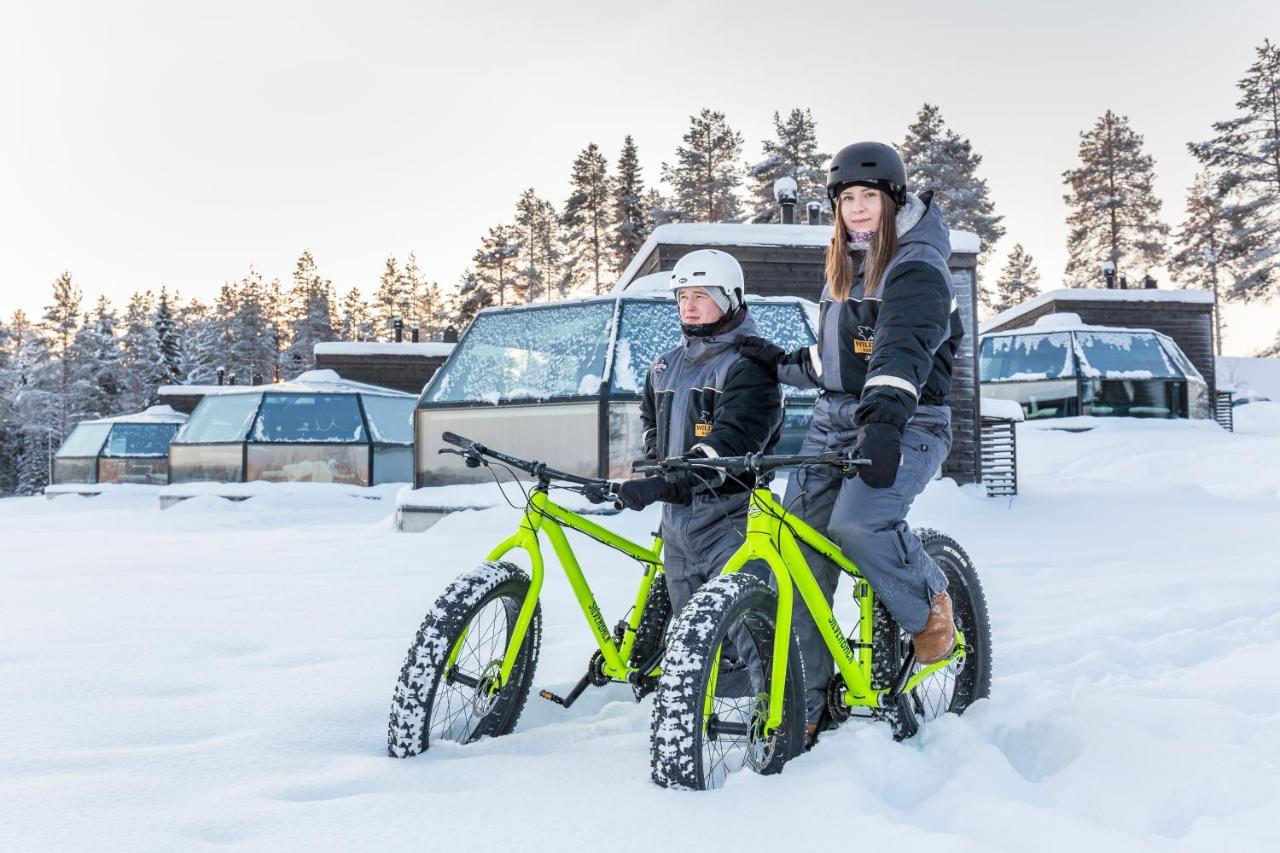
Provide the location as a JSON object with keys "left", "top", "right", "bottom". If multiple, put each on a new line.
{"left": 668, "top": 249, "right": 745, "bottom": 312}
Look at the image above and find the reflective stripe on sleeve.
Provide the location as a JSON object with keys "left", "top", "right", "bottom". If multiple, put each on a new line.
{"left": 863, "top": 374, "right": 919, "bottom": 398}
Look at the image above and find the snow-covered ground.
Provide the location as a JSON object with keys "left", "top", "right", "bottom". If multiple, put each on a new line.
{"left": 3, "top": 409, "right": 1280, "bottom": 852}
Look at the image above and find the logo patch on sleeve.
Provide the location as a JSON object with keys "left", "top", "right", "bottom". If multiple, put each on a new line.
{"left": 694, "top": 422, "right": 712, "bottom": 437}
{"left": 854, "top": 339, "right": 874, "bottom": 355}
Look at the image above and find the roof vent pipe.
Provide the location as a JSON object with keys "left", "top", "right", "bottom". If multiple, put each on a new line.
{"left": 773, "top": 176, "right": 798, "bottom": 224}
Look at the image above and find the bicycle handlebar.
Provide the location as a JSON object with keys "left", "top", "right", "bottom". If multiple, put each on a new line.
{"left": 440, "top": 431, "right": 621, "bottom": 505}
{"left": 631, "top": 450, "right": 871, "bottom": 479}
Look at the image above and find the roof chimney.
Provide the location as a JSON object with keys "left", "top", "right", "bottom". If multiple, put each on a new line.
{"left": 773, "top": 176, "right": 798, "bottom": 225}
{"left": 807, "top": 201, "right": 822, "bottom": 226}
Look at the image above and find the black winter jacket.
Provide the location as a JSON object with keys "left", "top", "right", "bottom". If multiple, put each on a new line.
{"left": 776, "top": 191, "right": 963, "bottom": 431}
{"left": 640, "top": 308, "right": 783, "bottom": 494}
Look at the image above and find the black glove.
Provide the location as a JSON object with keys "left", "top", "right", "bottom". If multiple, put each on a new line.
{"left": 854, "top": 422, "right": 902, "bottom": 489}
{"left": 735, "top": 336, "right": 784, "bottom": 379}
{"left": 617, "top": 476, "right": 681, "bottom": 511}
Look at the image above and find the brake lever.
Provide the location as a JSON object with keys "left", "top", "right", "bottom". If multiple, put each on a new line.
{"left": 438, "top": 447, "right": 483, "bottom": 469}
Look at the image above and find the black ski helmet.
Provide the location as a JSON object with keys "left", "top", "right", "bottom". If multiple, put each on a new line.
{"left": 826, "top": 142, "right": 908, "bottom": 208}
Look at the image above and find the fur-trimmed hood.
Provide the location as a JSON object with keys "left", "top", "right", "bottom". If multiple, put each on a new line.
{"left": 847, "top": 191, "right": 950, "bottom": 259}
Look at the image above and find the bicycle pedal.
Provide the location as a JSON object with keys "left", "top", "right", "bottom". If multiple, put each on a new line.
{"left": 539, "top": 689, "right": 568, "bottom": 706}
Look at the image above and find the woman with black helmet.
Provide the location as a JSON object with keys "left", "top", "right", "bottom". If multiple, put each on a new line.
{"left": 739, "top": 141, "right": 964, "bottom": 747}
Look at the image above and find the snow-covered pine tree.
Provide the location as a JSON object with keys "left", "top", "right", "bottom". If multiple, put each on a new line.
{"left": 1169, "top": 172, "right": 1252, "bottom": 354}
{"left": 282, "top": 250, "right": 335, "bottom": 377}
{"left": 900, "top": 103, "right": 1004, "bottom": 260}
{"left": 120, "top": 291, "right": 165, "bottom": 410}
{"left": 1188, "top": 38, "right": 1280, "bottom": 300}
{"left": 1062, "top": 110, "right": 1170, "bottom": 287}
{"left": 68, "top": 296, "right": 124, "bottom": 421}
{"left": 747, "top": 108, "right": 830, "bottom": 224}
{"left": 339, "top": 288, "right": 376, "bottom": 341}
{"left": 153, "top": 287, "right": 182, "bottom": 386}
{"left": 2, "top": 310, "right": 58, "bottom": 493}
{"left": 515, "top": 189, "right": 560, "bottom": 302}
{"left": 41, "top": 271, "right": 82, "bottom": 440}
{"left": 611, "top": 135, "right": 648, "bottom": 272}
{"left": 374, "top": 255, "right": 408, "bottom": 340}
{"left": 662, "top": 109, "right": 745, "bottom": 223}
{"left": 473, "top": 224, "right": 523, "bottom": 307}
{"left": 985, "top": 244, "right": 1041, "bottom": 316}
{"left": 563, "top": 143, "right": 613, "bottom": 295}
{"left": 643, "top": 188, "right": 678, "bottom": 230}
{"left": 453, "top": 269, "right": 495, "bottom": 328}
{"left": 224, "top": 268, "right": 280, "bottom": 386}
{"left": 416, "top": 281, "right": 445, "bottom": 338}
{"left": 176, "top": 298, "right": 223, "bottom": 383}
{"left": 403, "top": 252, "right": 425, "bottom": 328}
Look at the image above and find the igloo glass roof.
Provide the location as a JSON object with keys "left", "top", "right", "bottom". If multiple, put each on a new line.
{"left": 55, "top": 406, "right": 188, "bottom": 459}
{"left": 981, "top": 324, "right": 1205, "bottom": 384}
{"left": 420, "top": 294, "right": 817, "bottom": 406}
{"left": 173, "top": 371, "right": 414, "bottom": 445}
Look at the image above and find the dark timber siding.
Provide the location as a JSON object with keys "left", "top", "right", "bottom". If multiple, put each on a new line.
{"left": 313, "top": 354, "right": 448, "bottom": 396}
{"left": 633, "top": 239, "right": 981, "bottom": 486}
{"left": 984, "top": 297, "right": 1216, "bottom": 397}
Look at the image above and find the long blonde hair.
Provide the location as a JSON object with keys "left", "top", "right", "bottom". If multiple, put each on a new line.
{"left": 824, "top": 191, "right": 899, "bottom": 300}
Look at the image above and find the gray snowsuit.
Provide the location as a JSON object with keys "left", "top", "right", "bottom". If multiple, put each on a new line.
{"left": 775, "top": 192, "right": 962, "bottom": 723}
{"left": 639, "top": 308, "right": 783, "bottom": 615}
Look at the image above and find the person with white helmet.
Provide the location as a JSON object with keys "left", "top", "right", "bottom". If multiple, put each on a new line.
{"left": 616, "top": 249, "right": 783, "bottom": 616}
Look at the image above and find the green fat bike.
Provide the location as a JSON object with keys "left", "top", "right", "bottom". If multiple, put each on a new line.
{"left": 388, "top": 432, "right": 671, "bottom": 758}
{"left": 643, "top": 451, "right": 993, "bottom": 790}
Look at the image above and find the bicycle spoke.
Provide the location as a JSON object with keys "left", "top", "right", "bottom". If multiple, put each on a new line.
{"left": 429, "top": 597, "right": 513, "bottom": 744}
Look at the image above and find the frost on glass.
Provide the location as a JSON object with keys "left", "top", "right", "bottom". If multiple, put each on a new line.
{"left": 56, "top": 423, "right": 112, "bottom": 458}
{"left": 980, "top": 333, "right": 1074, "bottom": 382}
{"left": 1158, "top": 336, "right": 1204, "bottom": 380}
{"left": 611, "top": 301, "right": 818, "bottom": 398}
{"left": 253, "top": 394, "right": 365, "bottom": 443}
{"left": 361, "top": 395, "right": 414, "bottom": 444}
{"left": 613, "top": 302, "right": 681, "bottom": 393}
{"left": 178, "top": 394, "right": 262, "bottom": 443}
{"left": 103, "top": 424, "right": 179, "bottom": 456}
{"left": 426, "top": 301, "right": 615, "bottom": 404}
{"left": 1074, "top": 332, "right": 1179, "bottom": 379}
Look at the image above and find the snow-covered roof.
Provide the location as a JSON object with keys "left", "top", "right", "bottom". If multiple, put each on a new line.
{"left": 84, "top": 405, "right": 188, "bottom": 425}
{"left": 1216, "top": 356, "right": 1280, "bottom": 396}
{"left": 313, "top": 341, "right": 455, "bottom": 358}
{"left": 980, "top": 288, "right": 1216, "bottom": 335}
{"left": 158, "top": 370, "right": 413, "bottom": 399}
{"left": 984, "top": 312, "right": 1168, "bottom": 337}
{"left": 613, "top": 222, "right": 981, "bottom": 290}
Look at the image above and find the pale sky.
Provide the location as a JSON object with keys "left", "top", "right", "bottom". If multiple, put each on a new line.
{"left": 3, "top": 0, "right": 1279, "bottom": 354}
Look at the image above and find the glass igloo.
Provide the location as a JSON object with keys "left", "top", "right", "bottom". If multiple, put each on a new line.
{"left": 52, "top": 405, "right": 189, "bottom": 486}
{"left": 980, "top": 314, "right": 1210, "bottom": 420}
{"left": 168, "top": 371, "right": 416, "bottom": 486}
{"left": 415, "top": 288, "right": 819, "bottom": 485}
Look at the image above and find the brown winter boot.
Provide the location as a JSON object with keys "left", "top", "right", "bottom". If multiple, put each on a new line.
{"left": 912, "top": 592, "right": 957, "bottom": 665}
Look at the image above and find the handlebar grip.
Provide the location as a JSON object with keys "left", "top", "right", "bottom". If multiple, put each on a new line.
{"left": 442, "top": 427, "right": 478, "bottom": 448}
{"left": 441, "top": 431, "right": 470, "bottom": 448}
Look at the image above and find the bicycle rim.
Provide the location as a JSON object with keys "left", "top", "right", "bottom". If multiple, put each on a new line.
{"left": 430, "top": 595, "right": 516, "bottom": 743}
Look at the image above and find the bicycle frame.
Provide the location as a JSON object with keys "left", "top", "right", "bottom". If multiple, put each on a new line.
{"left": 460, "top": 487, "right": 664, "bottom": 693}
{"left": 720, "top": 486, "right": 965, "bottom": 735}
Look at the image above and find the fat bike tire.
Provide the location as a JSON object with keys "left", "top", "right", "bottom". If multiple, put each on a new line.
{"left": 871, "top": 529, "right": 992, "bottom": 740}
{"left": 650, "top": 573, "right": 806, "bottom": 790}
{"left": 388, "top": 561, "right": 541, "bottom": 757}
